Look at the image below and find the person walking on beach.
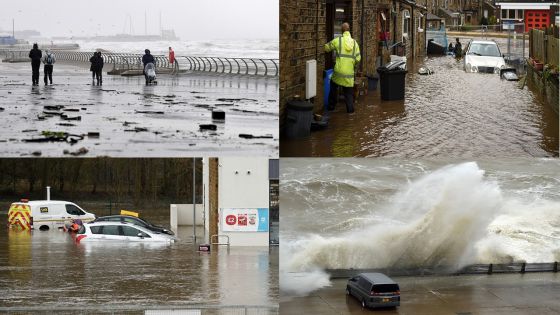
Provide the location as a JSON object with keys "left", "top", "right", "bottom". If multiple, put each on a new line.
{"left": 324, "top": 22, "right": 361, "bottom": 113}
{"left": 168, "top": 47, "right": 175, "bottom": 65}
{"left": 28, "top": 43, "right": 42, "bottom": 86}
{"left": 42, "top": 49, "right": 56, "bottom": 85}
{"left": 142, "top": 49, "right": 155, "bottom": 84}
{"left": 89, "top": 52, "right": 104, "bottom": 85}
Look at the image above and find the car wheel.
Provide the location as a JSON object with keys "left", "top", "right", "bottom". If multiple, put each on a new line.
{"left": 361, "top": 299, "right": 366, "bottom": 309}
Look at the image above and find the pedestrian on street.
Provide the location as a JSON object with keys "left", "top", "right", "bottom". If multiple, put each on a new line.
{"left": 28, "top": 43, "right": 42, "bottom": 86}
{"left": 42, "top": 49, "right": 56, "bottom": 85}
{"left": 89, "top": 52, "right": 104, "bottom": 85}
{"left": 324, "top": 22, "right": 361, "bottom": 113}
{"left": 454, "top": 38, "right": 463, "bottom": 58}
{"left": 168, "top": 46, "right": 175, "bottom": 65}
{"left": 142, "top": 49, "right": 155, "bottom": 84}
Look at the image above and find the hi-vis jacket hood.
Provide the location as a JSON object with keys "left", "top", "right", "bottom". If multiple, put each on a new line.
{"left": 324, "top": 31, "right": 361, "bottom": 87}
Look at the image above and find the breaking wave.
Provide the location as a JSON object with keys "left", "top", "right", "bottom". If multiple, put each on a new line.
{"left": 280, "top": 162, "right": 560, "bottom": 295}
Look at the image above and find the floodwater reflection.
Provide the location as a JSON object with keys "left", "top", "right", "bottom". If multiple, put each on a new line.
{"left": 0, "top": 216, "right": 278, "bottom": 309}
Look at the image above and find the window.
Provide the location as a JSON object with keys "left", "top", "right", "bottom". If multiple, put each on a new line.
{"left": 102, "top": 225, "right": 120, "bottom": 235}
{"left": 402, "top": 10, "right": 411, "bottom": 39}
{"left": 358, "top": 278, "right": 372, "bottom": 291}
{"left": 90, "top": 226, "right": 102, "bottom": 234}
{"left": 509, "top": 10, "right": 515, "bottom": 19}
{"left": 66, "top": 204, "right": 85, "bottom": 216}
{"left": 122, "top": 225, "right": 147, "bottom": 237}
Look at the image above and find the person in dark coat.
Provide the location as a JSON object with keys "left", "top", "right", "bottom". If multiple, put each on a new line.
{"left": 142, "top": 49, "right": 155, "bottom": 84}
{"left": 28, "top": 43, "right": 42, "bottom": 86}
{"left": 89, "top": 52, "right": 104, "bottom": 85}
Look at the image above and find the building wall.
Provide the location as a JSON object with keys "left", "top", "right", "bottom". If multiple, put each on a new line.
{"left": 208, "top": 158, "right": 219, "bottom": 242}
{"left": 280, "top": 0, "right": 327, "bottom": 121}
{"left": 280, "top": 0, "right": 426, "bottom": 122}
{"left": 218, "top": 157, "right": 269, "bottom": 247}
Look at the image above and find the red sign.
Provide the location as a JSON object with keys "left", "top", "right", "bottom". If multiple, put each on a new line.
{"left": 238, "top": 214, "right": 247, "bottom": 226}
{"left": 225, "top": 215, "right": 237, "bottom": 225}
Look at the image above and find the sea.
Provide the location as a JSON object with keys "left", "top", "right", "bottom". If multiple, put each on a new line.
{"left": 59, "top": 38, "right": 279, "bottom": 59}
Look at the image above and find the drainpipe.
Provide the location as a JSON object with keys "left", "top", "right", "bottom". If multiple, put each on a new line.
{"left": 361, "top": 0, "right": 365, "bottom": 73}
{"left": 411, "top": 6, "right": 415, "bottom": 58}
{"left": 393, "top": 1, "right": 397, "bottom": 56}
{"left": 46, "top": 186, "right": 50, "bottom": 201}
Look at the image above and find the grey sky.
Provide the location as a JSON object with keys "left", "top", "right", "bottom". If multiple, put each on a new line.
{"left": 0, "top": 0, "right": 278, "bottom": 40}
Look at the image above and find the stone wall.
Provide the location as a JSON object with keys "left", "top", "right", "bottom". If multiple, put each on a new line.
{"left": 280, "top": 0, "right": 326, "bottom": 122}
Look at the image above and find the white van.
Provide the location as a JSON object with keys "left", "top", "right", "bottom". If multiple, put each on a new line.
{"left": 8, "top": 200, "right": 96, "bottom": 231}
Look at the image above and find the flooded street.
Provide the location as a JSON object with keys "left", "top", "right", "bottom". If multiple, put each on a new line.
{"left": 0, "top": 208, "right": 278, "bottom": 311}
{"left": 281, "top": 54, "right": 558, "bottom": 157}
{"left": 0, "top": 62, "right": 279, "bottom": 157}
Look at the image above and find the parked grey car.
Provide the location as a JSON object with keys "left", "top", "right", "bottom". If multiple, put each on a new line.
{"left": 346, "top": 273, "right": 400, "bottom": 309}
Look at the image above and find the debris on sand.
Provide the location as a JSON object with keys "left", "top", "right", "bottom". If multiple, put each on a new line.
{"left": 63, "top": 108, "right": 80, "bottom": 112}
{"left": 123, "top": 121, "right": 139, "bottom": 127}
{"left": 31, "top": 151, "right": 42, "bottom": 156}
{"left": 22, "top": 129, "right": 38, "bottom": 133}
{"left": 44, "top": 105, "right": 64, "bottom": 110}
{"left": 87, "top": 132, "right": 100, "bottom": 138}
{"left": 57, "top": 123, "right": 76, "bottom": 127}
{"left": 217, "top": 98, "right": 258, "bottom": 102}
{"left": 199, "top": 124, "right": 217, "bottom": 131}
{"left": 0, "top": 107, "right": 5, "bottom": 111}
{"left": 239, "top": 134, "right": 273, "bottom": 139}
{"left": 63, "top": 147, "right": 88, "bottom": 156}
{"left": 212, "top": 110, "right": 226, "bottom": 120}
{"left": 124, "top": 127, "right": 149, "bottom": 132}
{"left": 135, "top": 110, "right": 165, "bottom": 115}
{"left": 61, "top": 115, "right": 81, "bottom": 121}
{"left": 23, "top": 131, "right": 84, "bottom": 144}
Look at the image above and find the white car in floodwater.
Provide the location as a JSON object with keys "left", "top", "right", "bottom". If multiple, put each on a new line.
{"left": 464, "top": 40, "right": 506, "bottom": 74}
{"left": 76, "top": 221, "right": 177, "bottom": 243}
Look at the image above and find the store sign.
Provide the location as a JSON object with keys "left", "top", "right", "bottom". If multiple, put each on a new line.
{"left": 221, "top": 208, "right": 269, "bottom": 232}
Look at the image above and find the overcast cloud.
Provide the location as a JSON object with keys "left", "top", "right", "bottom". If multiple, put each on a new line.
{"left": 0, "top": 0, "right": 278, "bottom": 40}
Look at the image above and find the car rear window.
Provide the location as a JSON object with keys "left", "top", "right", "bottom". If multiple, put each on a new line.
{"left": 77, "top": 225, "right": 86, "bottom": 234}
{"left": 373, "top": 284, "right": 400, "bottom": 293}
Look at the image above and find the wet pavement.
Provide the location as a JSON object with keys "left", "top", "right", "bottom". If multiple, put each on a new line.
{"left": 281, "top": 55, "right": 559, "bottom": 158}
{"left": 0, "top": 209, "right": 278, "bottom": 311}
{"left": 0, "top": 62, "right": 279, "bottom": 157}
{"left": 280, "top": 273, "right": 560, "bottom": 314}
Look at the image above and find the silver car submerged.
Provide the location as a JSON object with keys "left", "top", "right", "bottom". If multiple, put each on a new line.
{"left": 76, "top": 221, "right": 177, "bottom": 243}
{"left": 464, "top": 40, "right": 506, "bottom": 74}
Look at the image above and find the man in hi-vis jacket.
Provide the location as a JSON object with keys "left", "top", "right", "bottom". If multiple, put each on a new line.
{"left": 324, "top": 22, "right": 361, "bottom": 113}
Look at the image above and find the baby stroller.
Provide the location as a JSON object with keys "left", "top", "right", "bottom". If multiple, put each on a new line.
{"left": 144, "top": 62, "right": 157, "bottom": 85}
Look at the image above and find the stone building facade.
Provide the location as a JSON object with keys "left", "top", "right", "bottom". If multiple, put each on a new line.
{"left": 280, "top": 0, "right": 428, "bottom": 123}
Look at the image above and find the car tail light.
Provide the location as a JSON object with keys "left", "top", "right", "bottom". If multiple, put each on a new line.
{"left": 76, "top": 235, "right": 87, "bottom": 242}
{"left": 20, "top": 199, "right": 29, "bottom": 203}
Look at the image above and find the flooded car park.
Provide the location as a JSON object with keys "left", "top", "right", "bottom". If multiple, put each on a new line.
{"left": 0, "top": 211, "right": 278, "bottom": 312}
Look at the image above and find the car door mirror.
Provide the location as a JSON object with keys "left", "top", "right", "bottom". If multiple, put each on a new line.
{"left": 137, "top": 233, "right": 145, "bottom": 238}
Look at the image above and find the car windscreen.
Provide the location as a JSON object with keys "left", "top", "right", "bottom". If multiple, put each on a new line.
{"left": 373, "top": 284, "right": 400, "bottom": 293}
{"left": 66, "top": 204, "right": 86, "bottom": 216}
{"left": 468, "top": 43, "right": 501, "bottom": 57}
